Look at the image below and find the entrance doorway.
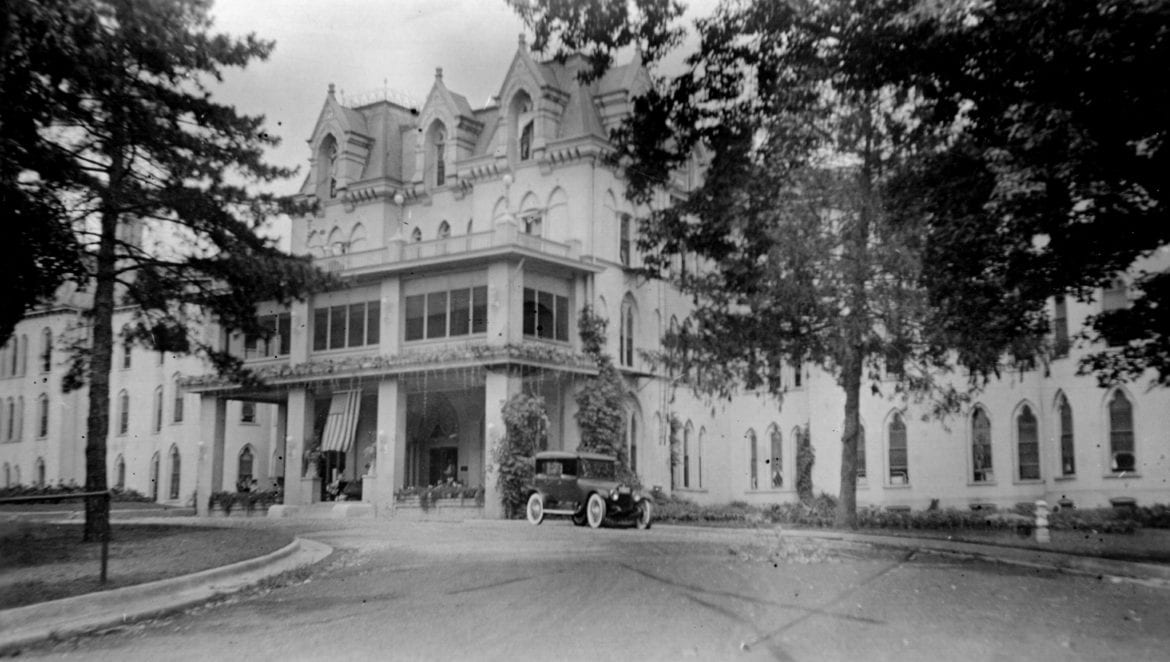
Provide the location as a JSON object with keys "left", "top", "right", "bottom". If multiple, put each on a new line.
{"left": 429, "top": 447, "right": 458, "bottom": 485}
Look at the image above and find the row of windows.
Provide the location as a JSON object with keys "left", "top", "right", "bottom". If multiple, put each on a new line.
{"left": 245, "top": 313, "right": 292, "bottom": 359}
{"left": 0, "top": 329, "right": 54, "bottom": 378}
{"left": 733, "top": 390, "right": 1138, "bottom": 491}
{"left": 522, "top": 288, "right": 570, "bottom": 341}
{"left": 312, "top": 301, "right": 380, "bottom": 351}
{"left": 110, "top": 448, "right": 183, "bottom": 500}
{"left": 111, "top": 386, "right": 257, "bottom": 435}
{"left": 404, "top": 287, "right": 488, "bottom": 341}
{"left": 0, "top": 395, "right": 50, "bottom": 442}
{"left": 2, "top": 459, "right": 45, "bottom": 488}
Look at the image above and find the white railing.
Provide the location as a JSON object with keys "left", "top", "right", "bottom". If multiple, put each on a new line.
{"left": 315, "top": 227, "right": 579, "bottom": 274}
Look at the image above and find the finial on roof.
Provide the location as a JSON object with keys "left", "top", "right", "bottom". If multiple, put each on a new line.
{"left": 435, "top": 67, "right": 443, "bottom": 81}
{"left": 328, "top": 83, "right": 336, "bottom": 97}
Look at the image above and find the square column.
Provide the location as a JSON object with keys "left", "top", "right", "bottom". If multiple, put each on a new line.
{"left": 482, "top": 368, "right": 521, "bottom": 519}
{"left": 284, "top": 388, "right": 317, "bottom": 505}
{"left": 487, "top": 259, "right": 522, "bottom": 346}
{"left": 371, "top": 378, "right": 407, "bottom": 515}
{"left": 195, "top": 396, "right": 227, "bottom": 517}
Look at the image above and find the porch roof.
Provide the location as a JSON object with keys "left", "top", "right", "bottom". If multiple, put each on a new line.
{"left": 181, "top": 342, "right": 599, "bottom": 396}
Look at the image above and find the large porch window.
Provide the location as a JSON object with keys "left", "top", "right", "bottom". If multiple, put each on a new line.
{"left": 312, "top": 300, "right": 380, "bottom": 351}
{"left": 522, "top": 288, "right": 569, "bottom": 341}
{"left": 404, "top": 286, "right": 488, "bottom": 341}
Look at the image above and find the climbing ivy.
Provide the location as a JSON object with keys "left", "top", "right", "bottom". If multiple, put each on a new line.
{"left": 493, "top": 392, "right": 549, "bottom": 518}
{"left": 574, "top": 306, "right": 637, "bottom": 487}
{"left": 796, "top": 424, "right": 815, "bottom": 503}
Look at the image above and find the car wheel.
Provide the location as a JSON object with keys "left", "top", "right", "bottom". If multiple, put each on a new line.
{"left": 571, "top": 510, "right": 587, "bottom": 527}
{"left": 586, "top": 493, "right": 606, "bottom": 529}
{"left": 526, "top": 492, "right": 544, "bottom": 525}
{"left": 634, "top": 499, "right": 652, "bottom": 530}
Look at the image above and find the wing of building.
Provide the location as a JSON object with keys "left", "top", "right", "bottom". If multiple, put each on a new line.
{"left": 5, "top": 40, "right": 1167, "bottom": 517}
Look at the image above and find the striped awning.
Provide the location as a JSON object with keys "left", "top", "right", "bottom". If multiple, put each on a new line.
{"left": 320, "top": 391, "right": 361, "bottom": 452}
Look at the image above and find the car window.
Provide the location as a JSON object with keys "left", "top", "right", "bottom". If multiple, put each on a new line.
{"left": 538, "top": 460, "right": 562, "bottom": 476}
{"left": 580, "top": 458, "right": 615, "bottom": 479}
{"left": 561, "top": 459, "right": 577, "bottom": 477}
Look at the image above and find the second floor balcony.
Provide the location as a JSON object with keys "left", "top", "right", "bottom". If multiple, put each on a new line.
{"left": 316, "top": 221, "right": 596, "bottom": 279}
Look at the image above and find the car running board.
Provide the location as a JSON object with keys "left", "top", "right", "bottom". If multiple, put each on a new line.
{"left": 542, "top": 509, "right": 578, "bottom": 516}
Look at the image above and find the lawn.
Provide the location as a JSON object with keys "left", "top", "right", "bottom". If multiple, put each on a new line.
{"left": 0, "top": 522, "right": 292, "bottom": 610}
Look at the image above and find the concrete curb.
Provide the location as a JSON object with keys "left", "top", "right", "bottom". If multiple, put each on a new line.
{"left": 0, "top": 536, "right": 333, "bottom": 654}
{"left": 774, "top": 528, "right": 1170, "bottom": 588}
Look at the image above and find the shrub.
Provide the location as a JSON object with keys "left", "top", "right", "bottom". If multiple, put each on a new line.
{"left": 494, "top": 392, "right": 548, "bottom": 518}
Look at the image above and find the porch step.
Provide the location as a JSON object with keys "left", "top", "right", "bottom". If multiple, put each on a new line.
{"left": 267, "top": 502, "right": 374, "bottom": 519}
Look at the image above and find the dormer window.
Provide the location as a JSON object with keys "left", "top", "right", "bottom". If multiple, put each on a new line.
{"left": 519, "top": 120, "right": 533, "bottom": 161}
{"left": 426, "top": 121, "right": 448, "bottom": 188}
{"left": 329, "top": 142, "right": 338, "bottom": 198}
{"left": 316, "top": 135, "right": 340, "bottom": 200}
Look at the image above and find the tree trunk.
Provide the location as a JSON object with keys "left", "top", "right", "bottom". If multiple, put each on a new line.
{"left": 836, "top": 352, "right": 862, "bottom": 529}
{"left": 83, "top": 206, "right": 117, "bottom": 542}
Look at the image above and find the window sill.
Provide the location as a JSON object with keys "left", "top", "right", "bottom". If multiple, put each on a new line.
{"left": 968, "top": 481, "right": 998, "bottom": 487}
{"left": 884, "top": 483, "right": 912, "bottom": 490}
{"left": 1104, "top": 473, "right": 1141, "bottom": 480}
{"left": 239, "top": 421, "right": 259, "bottom": 426}
{"left": 1053, "top": 475, "right": 1076, "bottom": 482}
{"left": 1013, "top": 479, "right": 1044, "bottom": 485}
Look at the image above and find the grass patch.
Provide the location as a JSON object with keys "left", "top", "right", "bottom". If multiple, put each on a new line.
{"left": 0, "top": 522, "right": 292, "bottom": 610}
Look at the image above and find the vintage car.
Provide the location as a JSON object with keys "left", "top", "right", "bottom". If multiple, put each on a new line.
{"left": 525, "top": 450, "right": 652, "bottom": 529}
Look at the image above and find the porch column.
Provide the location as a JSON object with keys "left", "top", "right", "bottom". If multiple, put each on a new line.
{"left": 273, "top": 401, "right": 288, "bottom": 487}
{"left": 482, "top": 367, "right": 521, "bottom": 519}
{"left": 285, "top": 387, "right": 317, "bottom": 505}
{"left": 195, "top": 395, "right": 226, "bottom": 517}
{"left": 372, "top": 378, "right": 407, "bottom": 515}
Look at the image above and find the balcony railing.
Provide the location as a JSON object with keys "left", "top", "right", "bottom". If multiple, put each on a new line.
{"left": 316, "top": 225, "right": 582, "bottom": 275}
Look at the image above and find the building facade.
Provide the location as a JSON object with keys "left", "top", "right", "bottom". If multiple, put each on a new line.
{"left": 7, "top": 42, "right": 1167, "bottom": 516}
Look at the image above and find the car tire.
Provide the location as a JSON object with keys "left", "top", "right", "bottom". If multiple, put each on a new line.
{"left": 571, "top": 510, "right": 587, "bottom": 527}
{"left": 586, "top": 493, "right": 606, "bottom": 529}
{"left": 526, "top": 492, "right": 544, "bottom": 525}
{"left": 634, "top": 499, "right": 652, "bottom": 530}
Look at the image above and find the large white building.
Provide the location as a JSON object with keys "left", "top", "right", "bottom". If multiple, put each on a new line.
{"left": 5, "top": 42, "right": 1167, "bottom": 517}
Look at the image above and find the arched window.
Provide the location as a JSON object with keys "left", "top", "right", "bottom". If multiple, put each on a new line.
{"left": 117, "top": 390, "right": 130, "bottom": 435}
{"left": 173, "top": 375, "right": 184, "bottom": 423}
{"left": 683, "top": 422, "right": 693, "bottom": 488}
{"left": 35, "top": 457, "right": 45, "bottom": 487}
{"left": 438, "top": 220, "right": 451, "bottom": 239}
{"left": 15, "top": 396, "right": 22, "bottom": 440}
{"left": 747, "top": 429, "right": 759, "bottom": 490}
{"left": 619, "top": 297, "right": 635, "bottom": 367}
{"left": 627, "top": 412, "right": 639, "bottom": 475}
{"left": 619, "top": 214, "right": 632, "bottom": 266}
{"left": 466, "top": 218, "right": 474, "bottom": 235}
{"left": 888, "top": 414, "right": 908, "bottom": 484}
{"left": 349, "top": 223, "right": 368, "bottom": 252}
{"left": 9, "top": 336, "right": 19, "bottom": 376}
{"left": 152, "top": 386, "right": 163, "bottom": 433}
{"left": 149, "top": 452, "right": 160, "bottom": 500}
{"left": 37, "top": 393, "right": 48, "bottom": 438}
{"left": 1052, "top": 296, "right": 1069, "bottom": 357}
{"left": 3, "top": 462, "right": 9, "bottom": 487}
{"left": 13, "top": 465, "right": 20, "bottom": 485}
{"left": 697, "top": 427, "right": 705, "bottom": 488}
{"left": 115, "top": 455, "right": 126, "bottom": 490}
{"left": 1016, "top": 405, "right": 1040, "bottom": 480}
{"left": 5, "top": 397, "right": 13, "bottom": 441}
{"left": 169, "top": 447, "right": 181, "bottom": 500}
{"left": 317, "top": 134, "right": 339, "bottom": 199}
{"left": 327, "top": 226, "right": 346, "bottom": 255}
{"left": 239, "top": 445, "right": 255, "bottom": 486}
{"left": 19, "top": 334, "right": 27, "bottom": 376}
{"left": 971, "top": 408, "right": 992, "bottom": 482}
{"left": 509, "top": 91, "right": 534, "bottom": 162}
{"left": 1108, "top": 390, "right": 1135, "bottom": 472}
{"left": 767, "top": 426, "right": 783, "bottom": 488}
{"left": 1058, "top": 393, "right": 1075, "bottom": 476}
{"left": 432, "top": 124, "right": 447, "bottom": 186}
{"left": 519, "top": 120, "right": 533, "bottom": 160}
{"left": 40, "top": 328, "right": 52, "bottom": 373}
{"left": 411, "top": 227, "right": 422, "bottom": 243}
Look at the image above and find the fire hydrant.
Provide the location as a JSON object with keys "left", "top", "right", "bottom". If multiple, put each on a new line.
{"left": 1035, "top": 499, "right": 1050, "bottom": 544}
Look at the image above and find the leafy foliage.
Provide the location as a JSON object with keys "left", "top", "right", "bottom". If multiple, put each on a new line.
{"left": 0, "top": 0, "right": 332, "bottom": 540}
{"left": 795, "top": 425, "right": 815, "bottom": 503}
{"left": 493, "top": 392, "right": 549, "bottom": 518}
{"left": 891, "top": 0, "right": 1170, "bottom": 385}
{"left": 574, "top": 307, "right": 637, "bottom": 486}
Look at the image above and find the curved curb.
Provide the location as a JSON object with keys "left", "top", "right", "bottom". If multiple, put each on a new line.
{"left": 0, "top": 537, "right": 333, "bottom": 654}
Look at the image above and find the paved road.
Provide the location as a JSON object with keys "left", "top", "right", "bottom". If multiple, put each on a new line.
{"left": 22, "top": 519, "right": 1170, "bottom": 661}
